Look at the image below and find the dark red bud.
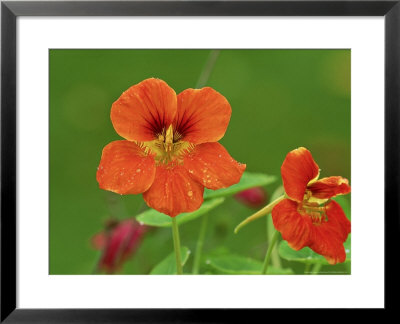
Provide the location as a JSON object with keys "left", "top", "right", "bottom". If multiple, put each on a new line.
{"left": 234, "top": 187, "right": 268, "bottom": 209}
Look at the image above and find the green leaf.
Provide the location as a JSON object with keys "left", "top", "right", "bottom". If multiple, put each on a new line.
{"left": 206, "top": 254, "right": 294, "bottom": 275}
{"left": 136, "top": 197, "right": 225, "bottom": 227}
{"left": 150, "top": 247, "right": 191, "bottom": 274}
{"left": 204, "top": 172, "right": 277, "bottom": 199}
{"left": 279, "top": 234, "right": 351, "bottom": 265}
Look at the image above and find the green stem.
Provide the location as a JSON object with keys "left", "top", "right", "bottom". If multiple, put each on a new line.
{"left": 92, "top": 259, "right": 101, "bottom": 274}
{"left": 235, "top": 195, "right": 285, "bottom": 234}
{"left": 195, "top": 50, "right": 220, "bottom": 88}
{"left": 171, "top": 217, "right": 183, "bottom": 275}
{"left": 266, "top": 216, "right": 281, "bottom": 268}
{"left": 304, "top": 263, "right": 311, "bottom": 274}
{"left": 261, "top": 230, "right": 280, "bottom": 274}
{"left": 192, "top": 213, "right": 209, "bottom": 274}
{"left": 311, "top": 263, "right": 322, "bottom": 275}
{"left": 188, "top": 50, "right": 220, "bottom": 275}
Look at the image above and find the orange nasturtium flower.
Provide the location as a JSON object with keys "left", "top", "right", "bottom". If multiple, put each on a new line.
{"left": 271, "top": 147, "right": 351, "bottom": 264}
{"left": 96, "top": 78, "right": 246, "bottom": 217}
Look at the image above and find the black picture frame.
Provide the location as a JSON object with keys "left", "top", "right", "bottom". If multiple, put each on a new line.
{"left": 1, "top": 0, "right": 399, "bottom": 321}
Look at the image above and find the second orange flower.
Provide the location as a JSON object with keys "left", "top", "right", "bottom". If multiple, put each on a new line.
{"left": 97, "top": 78, "right": 246, "bottom": 217}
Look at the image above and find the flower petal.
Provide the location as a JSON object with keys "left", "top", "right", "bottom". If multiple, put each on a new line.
{"left": 308, "top": 201, "right": 351, "bottom": 264}
{"left": 271, "top": 199, "right": 313, "bottom": 250}
{"left": 97, "top": 140, "right": 156, "bottom": 195}
{"left": 183, "top": 142, "right": 246, "bottom": 190}
{"left": 142, "top": 164, "right": 204, "bottom": 217}
{"left": 308, "top": 176, "right": 351, "bottom": 199}
{"left": 281, "top": 147, "right": 320, "bottom": 202}
{"left": 175, "top": 87, "right": 231, "bottom": 144}
{"left": 111, "top": 78, "right": 177, "bottom": 142}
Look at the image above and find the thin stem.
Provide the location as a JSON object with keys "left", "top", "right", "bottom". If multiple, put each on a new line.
{"left": 188, "top": 50, "right": 220, "bottom": 276}
{"left": 192, "top": 213, "right": 209, "bottom": 274}
{"left": 304, "top": 263, "right": 311, "bottom": 274}
{"left": 92, "top": 259, "right": 101, "bottom": 274}
{"left": 262, "top": 230, "right": 280, "bottom": 274}
{"left": 171, "top": 217, "right": 183, "bottom": 275}
{"left": 195, "top": 50, "right": 220, "bottom": 88}
{"left": 105, "top": 191, "right": 129, "bottom": 219}
{"left": 266, "top": 215, "right": 281, "bottom": 268}
{"left": 311, "top": 263, "right": 323, "bottom": 275}
{"left": 234, "top": 195, "right": 285, "bottom": 234}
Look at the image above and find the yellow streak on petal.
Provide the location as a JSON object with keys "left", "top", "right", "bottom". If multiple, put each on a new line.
{"left": 165, "top": 124, "right": 174, "bottom": 152}
{"left": 307, "top": 196, "right": 329, "bottom": 205}
{"left": 307, "top": 168, "right": 320, "bottom": 186}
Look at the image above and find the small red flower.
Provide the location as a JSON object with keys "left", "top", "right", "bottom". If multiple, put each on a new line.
{"left": 97, "top": 78, "right": 246, "bottom": 217}
{"left": 234, "top": 187, "right": 267, "bottom": 209}
{"left": 92, "top": 219, "right": 146, "bottom": 273}
{"left": 271, "top": 147, "right": 351, "bottom": 264}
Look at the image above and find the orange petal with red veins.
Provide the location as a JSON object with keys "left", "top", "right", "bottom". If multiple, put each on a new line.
{"left": 308, "top": 176, "right": 351, "bottom": 199}
{"left": 308, "top": 201, "right": 351, "bottom": 264}
{"left": 142, "top": 164, "right": 204, "bottom": 217}
{"left": 271, "top": 199, "right": 313, "bottom": 250}
{"left": 281, "top": 147, "right": 320, "bottom": 202}
{"left": 111, "top": 78, "right": 177, "bottom": 142}
{"left": 175, "top": 88, "right": 231, "bottom": 144}
{"left": 96, "top": 140, "right": 156, "bottom": 195}
{"left": 183, "top": 142, "right": 246, "bottom": 190}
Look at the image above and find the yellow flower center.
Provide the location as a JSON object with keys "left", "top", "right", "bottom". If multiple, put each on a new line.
{"left": 298, "top": 190, "right": 328, "bottom": 225}
{"left": 138, "top": 124, "right": 194, "bottom": 165}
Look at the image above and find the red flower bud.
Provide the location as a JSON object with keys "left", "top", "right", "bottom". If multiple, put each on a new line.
{"left": 91, "top": 219, "right": 147, "bottom": 273}
{"left": 234, "top": 187, "right": 267, "bottom": 209}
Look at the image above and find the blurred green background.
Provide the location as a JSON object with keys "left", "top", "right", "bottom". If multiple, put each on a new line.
{"left": 49, "top": 49, "right": 350, "bottom": 274}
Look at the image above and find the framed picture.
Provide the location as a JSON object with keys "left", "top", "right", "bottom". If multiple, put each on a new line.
{"left": 1, "top": 0, "right": 398, "bottom": 321}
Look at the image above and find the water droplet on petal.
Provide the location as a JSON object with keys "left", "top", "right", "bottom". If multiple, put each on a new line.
{"left": 187, "top": 191, "right": 193, "bottom": 197}
{"left": 136, "top": 169, "right": 141, "bottom": 173}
